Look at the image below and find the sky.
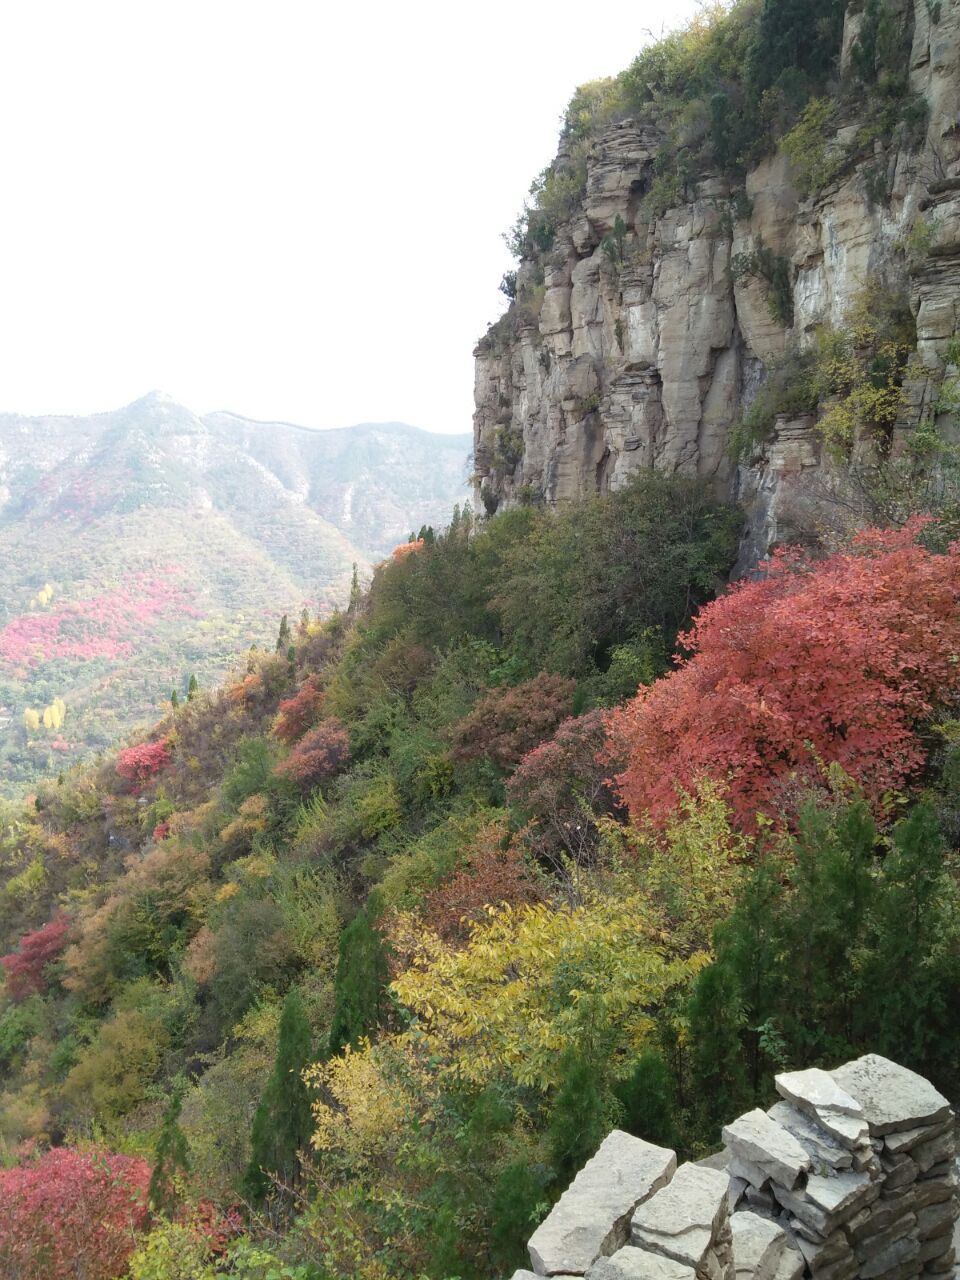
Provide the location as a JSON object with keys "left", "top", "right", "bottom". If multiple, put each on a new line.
{"left": 0, "top": 1, "right": 704, "bottom": 435}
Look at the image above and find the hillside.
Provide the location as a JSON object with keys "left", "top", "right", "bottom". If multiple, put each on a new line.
{"left": 2, "top": 5, "right": 960, "bottom": 1280}
{"left": 0, "top": 393, "right": 470, "bottom": 792}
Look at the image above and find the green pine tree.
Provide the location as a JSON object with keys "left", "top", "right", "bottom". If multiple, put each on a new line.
{"left": 149, "top": 1084, "right": 191, "bottom": 1216}
{"left": 348, "top": 563, "right": 362, "bottom": 614}
{"left": 686, "top": 960, "right": 752, "bottom": 1145}
{"left": 276, "top": 614, "right": 292, "bottom": 652}
{"left": 170, "top": 688, "right": 179, "bottom": 709}
{"left": 547, "top": 1050, "right": 610, "bottom": 1184}
{"left": 187, "top": 673, "right": 198, "bottom": 701}
{"left": 243, "top": 989, "right": 314, "bottom": 1206}
{"left": 327, "top": 898, "right": 389, "bottom": 1057}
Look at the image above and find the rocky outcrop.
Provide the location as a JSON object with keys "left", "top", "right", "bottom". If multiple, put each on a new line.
{"left": 509, "top": 1055, "right": 957, "bottom": 1280}
{"left": 473, "top": 1, "right": 960, "bottom": 566}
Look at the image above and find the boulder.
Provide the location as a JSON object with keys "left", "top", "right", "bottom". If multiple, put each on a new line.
{"left": 528, "top": 1131, "right": 677, "bottom": 1276}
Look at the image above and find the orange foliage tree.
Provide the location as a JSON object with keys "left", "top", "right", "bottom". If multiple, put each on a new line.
{"left": 419, "top": 821, "right": 542, "bottom": 942}
{"left": 607, "top": 521, "right": 960, "bottom": 830}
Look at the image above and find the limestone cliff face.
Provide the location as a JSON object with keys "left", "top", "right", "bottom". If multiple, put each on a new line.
{"left": 473, "top": 0, "right": 960, "bottom": 569}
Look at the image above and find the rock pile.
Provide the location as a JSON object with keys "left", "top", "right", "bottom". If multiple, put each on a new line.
{"left": 510, "top": 1055, "right": 956, "bottom": 1280}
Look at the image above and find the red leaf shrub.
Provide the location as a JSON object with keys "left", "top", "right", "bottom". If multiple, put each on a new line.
{"left": 419, "top": 822, "right": 542, "bottom": 942}
{"left": 1, "top": 913, "right": 72, "bottom": 1002}
{"left": 274, "top": 717, "right": 350, "bottom": 786}
{"left": 449, "top": 674, "right": 576, "bottom": 771}
{"left": 0, "top": 1147, "right": 150, "bottom": 1280}
{"left": 508, "top": 710, "right": 617, "bottom": 866}
{"left": 273, "top": 673, "right": 326, "bottom": 744}
{"left": 606, "top": 521, "right": 960, "bottom": 830}
{"left": 116, "top": 738, "right": 173, "bottom": 784}
{"left": 152, "top": 822, "right": 171, "bottom": 841}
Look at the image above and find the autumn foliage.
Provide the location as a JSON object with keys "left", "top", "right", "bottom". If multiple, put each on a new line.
{"left": 607, "top": 522, "right": 960, "bottom": 829}
{"left": 1, "top": 912, "right": 72, "bottom": 1002}
{"left": 0, "top": 1147, "right": 150, "bottom": 1280}
{"left": 116, "top": 737, "right": 173, "bottom": 784}
{"left": 419, "top": 822, "right": 542, "bottom": 942}
{"left": 273, "top": 673, "right": 327, "bottom": 744}
{"left": 508, "top": 710, "right": 616, "bottom": 866}
{"left": 391, "top": 538, "right": 425, "bottom": 560}
{"left": 449, "top": 673, "right": 576, "bottom": 770}
{"left": 274, "top": 717, "right": 351, "bottom": 786}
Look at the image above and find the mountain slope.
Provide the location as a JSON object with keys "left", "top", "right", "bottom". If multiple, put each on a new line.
{"left": 0, "top": 394, "right": 471, "bottom": 792}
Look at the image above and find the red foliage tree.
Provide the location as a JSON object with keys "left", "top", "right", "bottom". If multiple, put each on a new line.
{"left": 116, "top": 738, "right": 173, "bottom": 785}
{"left": 273, "top": 673, "right": 327, "bottom": 744}
{"left": 606, "top": 521, "right": 960, "bottom": 830}
{"left": 508, "top": 710, "right": 618, "bottom": 867}
{"left": 0, "top": 1147, "right": 150, "bottom": 1280}
{"left": 274, "top": 717, "right": 350, "bottom": 787}
{"left": 449, "top": 673, "right": 576, "bottom": 771}
{"left": 1, "top": 913, "right": 72, "bottom": 1002}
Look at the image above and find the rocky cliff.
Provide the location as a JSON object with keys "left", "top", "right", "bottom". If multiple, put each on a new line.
{"left": 473, "top": 0, "right": 960, "bottom": 569}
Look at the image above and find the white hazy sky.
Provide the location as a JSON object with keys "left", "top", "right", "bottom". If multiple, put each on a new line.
{"left": 0, "top": 1, "right": 703, "bottom": 434}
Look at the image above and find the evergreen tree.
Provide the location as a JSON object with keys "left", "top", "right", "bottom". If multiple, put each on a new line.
{"left": 187, "top": 673, "right": 198, "bottom": 701}
{"left": 686, "top": 960, "right": 752, "bottom": 1144}
{"left": 348, "top": 563, "right": 362, "bottom": 614}
{"left": 615, "top": 1049, "right": 678, "bottom": 1149}
{"left": 276, "top": 614, "right": 292, "bottom": 653}
{"left": 149, "top": 1085, "right": 191, "bottom": 1216}
{"left": 547, "top": 1050, "right": 609, "bottom": 1183}
{"left": 299, "top": 606, "right": 310, "bottom": 632}
{"left": 243, "top": 989, "right": 314, "bottom": 1206}
{"left": 170, "top": 688, "right": 179, "bottom": 709}
{"left": 327, "top": 898, "right": 389, "bottom": 1056}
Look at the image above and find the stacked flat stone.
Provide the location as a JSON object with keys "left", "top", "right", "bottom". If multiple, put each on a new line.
{"left": 525, "top": 1129, "right": 676, "bottom": 1277}
{"left": 721, "top": 1057, "right": 956, "bottom": 1280}
{"left": 831, "top": 1055, "right": 956, "bottom": 1280}
{"left": 512, "top": 1057, "right": 956, "bottom": 1280}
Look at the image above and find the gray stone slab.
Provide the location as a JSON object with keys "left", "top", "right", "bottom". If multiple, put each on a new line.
{"left": 804, "top": 1168, "right": 879, "bottom": 1220}
{"left": 774, "top": 1069, "right": 869, "bottom": 1151}
{"left": 586, "top": 1248, "right": 697, "bottom": 1280}
{"left": 722, "top": 1111, "right": 811, "bottom": 1191}
{"left": 770, "top": 1243, "right": 804, "bottom": 1280}
{"left": 730, "top": 1211, "right": 788, "bottom": 1280}
{"left": 767, "top": 1102, "right": 854, "bottom": 1171}
{"left": 883, "top": 1119, "right": 952, "bottom": 1157}
{"left": 858, "top": 1233, "right": 919, "bottom": 1279}
{"left": 631, "top": 1162, "right": 729, "bottom": 1269}
{"left": 830, "top": 1056, "right": 952, "bottom": 1136}
{"left": 529, "top": 1130, "right": 677, "bottom": 1276}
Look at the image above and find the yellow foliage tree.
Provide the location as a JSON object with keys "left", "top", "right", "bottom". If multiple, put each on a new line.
{"left": 22, "top": 709, "right": 40, "bottom": 733}
{"left": 390, "top": 894, "right": 705, "bottom": 1090}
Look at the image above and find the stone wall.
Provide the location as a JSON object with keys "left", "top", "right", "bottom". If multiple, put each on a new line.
{"left": 508, "top": 1055, "right": 957, "bottom": 1280}
{"left": 473, "top": 0, "right": 960, "bottom": 569}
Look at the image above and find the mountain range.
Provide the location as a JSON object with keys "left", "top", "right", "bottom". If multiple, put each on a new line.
{"left": 0, "top": 392, "right": 471, "bottom": 793}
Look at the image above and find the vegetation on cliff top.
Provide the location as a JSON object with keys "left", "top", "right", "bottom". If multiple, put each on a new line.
{"left": 508, "top": 0, "right": 925, "bottom": 261}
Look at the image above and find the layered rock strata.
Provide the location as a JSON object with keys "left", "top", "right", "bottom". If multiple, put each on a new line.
{"left": 473, "top": 1, "right": 960, "bottom": 568}
{"left": 510, "top": 1055, "right": 957, "bottom": 1280}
